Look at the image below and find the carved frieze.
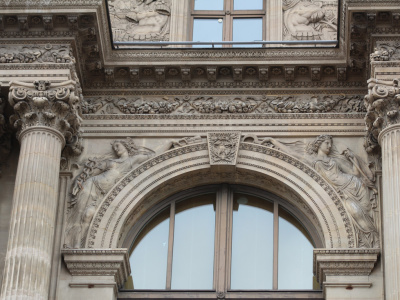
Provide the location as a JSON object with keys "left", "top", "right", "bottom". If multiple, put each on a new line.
{"left": 82, "top": 94, "right": 366, "bottom": 115}
{"left": 207, "top": 132, "right": 241, "bottom": 166}
{"left": 8, "top": 80, "right": 82, "bottom": 141}
{"left": 364, "top": 78, "right": 400, "bottom": 152}
{"left": 0, "top": 44, "right": 74, "bottom": 64}
{"left": 107, "top": 0, "right": 171, "bottom": 42}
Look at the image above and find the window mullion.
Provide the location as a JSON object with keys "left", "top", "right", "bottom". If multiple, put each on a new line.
{"left": 165, "top": 202, "right": 176, "bottom": 290}
{"left": 214, "top": 184, "right": 230, "bottom": 293}
{"left": 273, "top": 202, "right": 279, "bottom": 290}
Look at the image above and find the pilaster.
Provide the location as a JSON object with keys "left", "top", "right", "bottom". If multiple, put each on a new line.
{"left": 366, "top": 46, "right": 400, "bottom": 299}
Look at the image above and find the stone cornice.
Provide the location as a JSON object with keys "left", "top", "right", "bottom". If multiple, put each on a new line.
{"left": 313, "top": 249, "right": 380, "bottom": 285}
{"left": 62, "top": 248, "right": 130, "bottom": 288}
{"left": 8, "top": 80, "right": 83, "bottom": 141}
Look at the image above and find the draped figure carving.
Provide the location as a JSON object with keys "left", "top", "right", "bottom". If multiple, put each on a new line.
{"left": 246, "top": 134, "right": 379, "bottom": 248}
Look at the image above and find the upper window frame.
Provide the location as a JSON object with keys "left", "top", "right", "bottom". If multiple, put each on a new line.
{"left": 190, "top": 0, "right": 267, "bottom": 46}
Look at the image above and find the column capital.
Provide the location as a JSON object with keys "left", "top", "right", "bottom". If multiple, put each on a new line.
{"left": 364, "top": 78, "right": 400, "bottom": 152}
{"left": 8, "top": 79, "right": 82, "bottom": 142}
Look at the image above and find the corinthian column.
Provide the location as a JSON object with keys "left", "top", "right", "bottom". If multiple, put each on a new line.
{"left": 0, "top": 80, "right": 82, "bottom": 300}
{"left": 365, "top": 78, "right": 400, "bottom": 300}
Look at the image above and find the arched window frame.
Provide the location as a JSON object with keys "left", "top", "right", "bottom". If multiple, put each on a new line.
{"left": 120, "top": 184, "right": 324, "bottom": 299}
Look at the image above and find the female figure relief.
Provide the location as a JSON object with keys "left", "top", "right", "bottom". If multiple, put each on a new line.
{"left": 65, "top": 138, "right": 175, "bottom": 248}
{"left": 257, "top": 135, "right": 379, "bottom": 248}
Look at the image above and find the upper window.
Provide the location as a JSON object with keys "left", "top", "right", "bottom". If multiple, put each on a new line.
{"left": 191, "top": 0, "right": 265, "bottom": 47}
{"left": 122, "top": 185, "right": 322, "bottom": 298}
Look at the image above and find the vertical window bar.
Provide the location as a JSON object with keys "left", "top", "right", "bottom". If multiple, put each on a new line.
{"left": 215, "top": 184, "right": 230, "bottom": 292}
{"left": 273, "top": 202, "right": 279, "bottom": 290}
{"left": 166, "top": 202, "right": 176, "bottom": 289}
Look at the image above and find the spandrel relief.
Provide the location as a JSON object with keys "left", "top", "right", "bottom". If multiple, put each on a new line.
{"left": 245, "top": 135, "right": 379, "bottom": 249}
{"left": 108, "top": 0, "right": 171, "bottom": 42}
{"left": 283, "top": 0, "right": 338, "bottom": 41}
{"left": 64, "top": 136, "right": 202, "bottom": 248}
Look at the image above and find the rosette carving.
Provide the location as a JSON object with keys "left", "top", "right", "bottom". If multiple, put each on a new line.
{"left": 364, "top": 78, "right": 400, "bottom": 152}
{"left": 8, "top": 80, "right": 83, "bottom": 142}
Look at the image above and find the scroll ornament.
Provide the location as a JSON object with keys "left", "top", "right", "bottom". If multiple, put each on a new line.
{"left": 364, "top": 78, "right": 400, "bottom": 153}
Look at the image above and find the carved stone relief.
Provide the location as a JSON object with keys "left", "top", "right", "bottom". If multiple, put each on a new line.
{"left": 207, "top": 132, "right": 241, "bottom": 166}
{"left": 82, "top": 94, "right": 366, "bottom": 115}
{"left": 108, "top": 0, "right": 171, "bottom": 42}
{"left": 371, "top": 41, "right": 400, "bottom": 61}
{"left": 283, "top": 0, "right": 338, "bottom": 41}
{"left": 64, "top": 136, "right": 202, "bottom": 248}
{"left": 247, "top": 135, "right": 379, "bottom": 248}
{"left": 0, "top": 44, "right": 74, "bottom": 64}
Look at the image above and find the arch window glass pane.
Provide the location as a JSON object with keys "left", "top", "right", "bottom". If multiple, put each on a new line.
{"left": 171, "top": 194, "right": 216, "bottom": 289}
{"left": 278, "top": 206, "right": 314, "bottom": 290}
{"left": 130, "top": 207, "right": 170, "bottom": 289}
{"left": 231, "top": 193, "right": 274, "bottom": 289}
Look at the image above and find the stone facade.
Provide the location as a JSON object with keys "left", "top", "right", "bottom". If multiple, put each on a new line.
{"left": 0, "top": 0, "right": 399, "bottom": 299}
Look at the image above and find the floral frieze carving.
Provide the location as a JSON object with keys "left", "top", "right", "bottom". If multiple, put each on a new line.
{"left": 207, "top": 132, "right": 241, "bottom": 166}
{"left": 283, "top": 0, "right": 338, "bottom": 41}
{"left": 82, "top": 94, "right": 366, "bottom": 115}
{"left": 364, "top": 78, "right": 400, "bottom": 152}
{"left": 0, "top": 44, "right": 74, "bottom": 64}
{"left": 108, "top": 0, "right": 171, "bottom": 42}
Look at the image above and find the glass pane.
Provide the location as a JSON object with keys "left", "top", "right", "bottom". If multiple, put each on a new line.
{"left": 233, "top": 18, "right": 263, "bottom": 47}
{"left": 231, "top": 194, "right": 274, "bottom": 289}
{"left": 193, "top": 19, "right": 223, "bottom": 48}
{"left": 194, "top": 0, "right": 224, "bottom": 10}
{"left": 171, "top": 194, "right": 216, "bottom": 289}
{"left": 130, "top": 207, "right": 170, "bottom": 289}
{"left": 278, "top": 207, "right": 315, "bottom": 290}
{"left": 234, "top": 0, "right": 263, "bottom": 10}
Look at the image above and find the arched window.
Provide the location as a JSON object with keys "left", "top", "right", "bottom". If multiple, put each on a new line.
{"left": 121, "top": 185, "right": 323, "bottom": 299}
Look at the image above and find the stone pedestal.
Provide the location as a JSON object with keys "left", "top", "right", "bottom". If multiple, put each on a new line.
{"left": 62, "top": 249, "right": 131, "bottom": 300}
{"left": 314, "top": 249, "right": 380, "bottom": 300}
{"left": 379, "top": 124, "right": 400, "bottom": 300}
{"left": 0, "top": 80, "right": 81, "bottom": 300}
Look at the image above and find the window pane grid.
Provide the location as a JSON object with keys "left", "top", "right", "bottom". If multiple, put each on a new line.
{"left": 127, "top": 185, "right": 318, "bottom": 293}
{"left": 191, "top": 0, "right": 266, "bottom": 47}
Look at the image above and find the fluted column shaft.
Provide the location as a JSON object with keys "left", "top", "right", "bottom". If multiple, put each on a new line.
{"left": 0, "top": 127, "right": 64, "bottom": 300}
{"left": 0, "top": 79, "right": 81, "bottom": 300}
{"left": 380, "top": 124, "right": 400, "bottom": 300}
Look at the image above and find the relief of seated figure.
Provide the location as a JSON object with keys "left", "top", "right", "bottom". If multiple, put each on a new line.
{"left": 283, "top": 0, "right": 337, "bottom": 40}
{"left": 110, "top": 0, "right": 170, "bottom": 41}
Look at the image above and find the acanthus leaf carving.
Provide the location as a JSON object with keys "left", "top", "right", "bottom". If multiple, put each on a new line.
{"left": 8, "top": 80, "right": 83, "bottom": 141}
{"left": 364, "top": 78, "right": 400, "bottom": 153}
